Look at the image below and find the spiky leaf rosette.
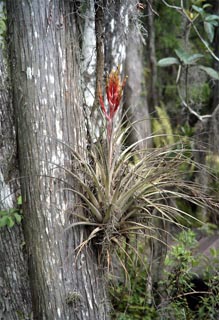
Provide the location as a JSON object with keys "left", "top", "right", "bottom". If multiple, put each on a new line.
{"left": 65, "top": 122, "right": 217, "bottom": 270}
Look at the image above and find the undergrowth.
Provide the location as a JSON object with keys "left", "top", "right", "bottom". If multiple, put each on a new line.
{"left": 110, "top": 229, "right": 219, "bottom": 319}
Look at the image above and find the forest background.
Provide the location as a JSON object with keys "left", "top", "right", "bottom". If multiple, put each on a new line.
{"left": 0, "top": 0, "right": 219, "bottom": 319}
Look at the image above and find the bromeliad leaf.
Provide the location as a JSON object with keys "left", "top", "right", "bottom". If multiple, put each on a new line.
{"left": 61, "top": 66, "right": 219, "bottom": 273}
{"left": 67, "top": 188, "right": 103, "bottom": 223}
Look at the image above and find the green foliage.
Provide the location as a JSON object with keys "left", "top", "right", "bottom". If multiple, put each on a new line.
{"left": 152, "top": 104, "right": 175, "bottom": 147}
{"left": 164, "top": 230, "right": 198, "bottom": 268}
{"left": 0, "top": 196, "right": 22, "bottom": 228}
{"left": 17, "top": 195, "right": 22, "bottom": 205}
{"left": 155, "top": 4, "right": 181, "bottom": 59}
{"left": 110, "top": 243, "right": 157, "bottom": 320}
{"left": 175, "top": 49, "right": 204, "bottom": 65}
{"left": 151, "top": 105, "right": 194, "bottom": 175}
{"left": 161, "top": 85, "right": 180, "bottom": 109}
{"left": 0, "top": 5, "right": 6, "bottom": 47}
{"left": 157, "top": 57, "right": 179, "bottom": 67}
{"left": 158, "top": 230, "right": 219, "bottom": 319}
{"left": 192, "top": 4, "right": 219, "bottom": 43}
{"left": 157, "top": 48, "right": 219, "bottom": 80}
{"left": 154, "top": 2, "right": 182, "bottom": 111}
{"left": 110, "top": 230, "right": 219, "bottom": 319}
{"left": 156, "top": 1, "right": 219, "bottom": 123}
{"left": 189, "top": 82, "right": 211, "bottom": 107}
{"left": 199, "top": 65, "right": 219, "bottom": 80}
{"left": 158, "top": 49, "right": 204, "bottom": 67}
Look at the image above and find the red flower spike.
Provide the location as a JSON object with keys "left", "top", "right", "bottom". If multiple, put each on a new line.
{"left": 98, "top": 66, "right": 126, "bottom": 121}
{"left": 98, "top": 89, "right": 110, "bottom": 121}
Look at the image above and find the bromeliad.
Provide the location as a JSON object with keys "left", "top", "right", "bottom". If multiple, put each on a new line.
{"left": 99, "top": 66, "right": 127, "bottom": 168}
{"left": 99, "top": 65, "right": 127, "bottom": 123}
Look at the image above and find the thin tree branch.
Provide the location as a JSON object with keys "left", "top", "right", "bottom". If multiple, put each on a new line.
{"left": 192, "top": 24, "right": 219, "bottom": 62}
{"left": 162, "top": 0, "right": 219, "bottom": 62}
{"left": 177, "top": 86, "right": 212, "bottom": 122}
{"left": 161, "top": 0, "right": 181, "bottom": 11}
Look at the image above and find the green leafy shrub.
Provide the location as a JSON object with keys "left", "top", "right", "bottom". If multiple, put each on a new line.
{"left": 110, "top": 229, "right": 219, "bottom": 320}
{"left": 158, "top": 230, "right": 219, "bottom": 319}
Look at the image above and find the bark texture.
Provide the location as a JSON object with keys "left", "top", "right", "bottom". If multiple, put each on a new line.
{"left": 123, "top": 3, "right": 152, "bottom": 148}
{"left": 93, "top": 0, "right": 105, "bottom": 113}
{"left": 7, "top": 1, "right": 109, "bottom": 319}
{"left": 0, "top": 47, "right": 32, "bottom": 319}
{"left": 209, "top": 104, "right": 219, "bottom": 153}
{"left": 147, "top": 0, "right": 158, "bottom": 112}
{"left": 104, "top": 0, "right": 128, "bottom": 71}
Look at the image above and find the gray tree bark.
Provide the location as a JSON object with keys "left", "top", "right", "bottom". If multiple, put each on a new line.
{"left": 6, "top": 1, "right": 109, "bottom": 319}
{"left": 123, "top": 22, "right": 152, "bottom": 148}
{"left": 123, "top": 3, "right": 152, "bottom": 148}
{"left": 0, "top": 46, "right": 32, "bottom": 319}
{"left": 147, "top": 0, "right": 158, "bottom": 112}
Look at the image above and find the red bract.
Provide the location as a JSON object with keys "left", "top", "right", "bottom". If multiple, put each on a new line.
{"left": 99, "top": 66, "right": 126, "bottom": 121}
{"left": 99, "top": 92, "right": 110, "bottom": 121}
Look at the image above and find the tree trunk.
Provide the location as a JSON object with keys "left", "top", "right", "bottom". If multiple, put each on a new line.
{"left": 104, "top": 1, "right": 128, "bottom": 71}
{"left": 82, "top": 0, "right": 130, "bottom": 138}
{"left": 0, "top": 46, "right": 32, "bottom": 319}
{"left": 123, "top": 3, "right": 152, "bottom": 148}
{"left": 147, "top": 0, "right": 158, "bottom": 112}
{"left": 6, "top": 1, "right": 109, "bottom": 319}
